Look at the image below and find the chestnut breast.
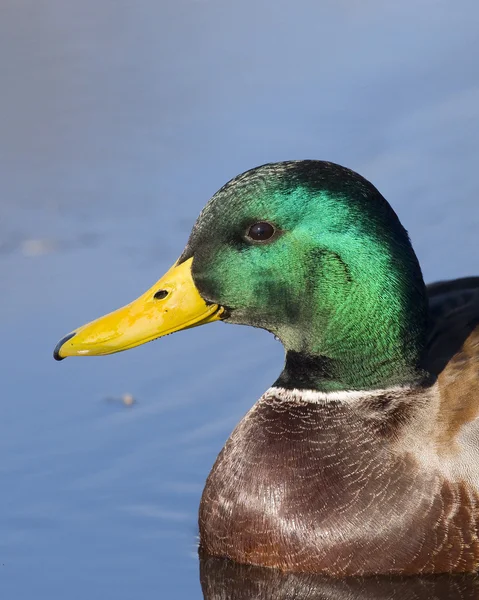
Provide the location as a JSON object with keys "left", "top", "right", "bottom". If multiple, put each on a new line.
{"left": 199, "top": 393, "right": 479, "bottom": 575}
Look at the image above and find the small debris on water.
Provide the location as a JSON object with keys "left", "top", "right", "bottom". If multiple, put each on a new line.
{"left": 122, "top": 393, "right": 135, "bottom": 406}
{"left": 22, "top": 238, "right": 58, "bottom": 257}
{"left": 104, "top": 393, "right": 137, "bottom": 407}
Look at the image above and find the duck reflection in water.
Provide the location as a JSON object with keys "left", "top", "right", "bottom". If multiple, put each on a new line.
{"left": 200, "top": 553, "right": 479, "bottom": 600}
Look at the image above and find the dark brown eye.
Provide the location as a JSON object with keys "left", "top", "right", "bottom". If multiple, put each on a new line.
{"left": 246, "top": 222, "right": 276, "bottom": 242}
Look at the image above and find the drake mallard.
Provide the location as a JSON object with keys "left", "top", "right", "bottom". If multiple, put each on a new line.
{"left": 54, "top": 161, "right": 479, "bottom": 576}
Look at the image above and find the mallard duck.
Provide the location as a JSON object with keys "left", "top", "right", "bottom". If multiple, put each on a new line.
{"left": 54, "top": 161, "right": 479, "bottom": 576}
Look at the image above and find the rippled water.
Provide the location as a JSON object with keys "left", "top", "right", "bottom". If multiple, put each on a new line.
{"left": 1, "top": 1, "right": 478, "bottom": 597}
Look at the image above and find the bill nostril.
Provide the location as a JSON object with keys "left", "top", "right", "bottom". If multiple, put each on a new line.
{"left": 153, "top": 289, "right": 169, "bottom": 300}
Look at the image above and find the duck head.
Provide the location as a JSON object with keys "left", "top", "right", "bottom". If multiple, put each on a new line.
{"left": 54, "top": 161, "right": 429, "bottom": 392}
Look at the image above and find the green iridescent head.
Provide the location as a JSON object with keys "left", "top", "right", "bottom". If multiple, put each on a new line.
{"left": 181, "top": 161, "right": 428, "bottom": 391}
{"left": 54, "top": 160, "right": 429, "bottom": 392}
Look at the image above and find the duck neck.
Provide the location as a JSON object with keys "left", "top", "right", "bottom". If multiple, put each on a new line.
{"left": 274, "top": 244, "right": 430, "bottom": 393}
{"left": 275, "top": 349, "right": 429, "bottom": 393}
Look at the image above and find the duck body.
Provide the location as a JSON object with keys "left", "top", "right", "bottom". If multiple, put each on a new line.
{"left": 200, "top": 387, "right": 478, "bottom": 575}
{"left": 54, "top": 161, "right": 479, "bottom": 575}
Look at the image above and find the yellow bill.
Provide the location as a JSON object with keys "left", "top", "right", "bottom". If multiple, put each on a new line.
{"left": 53, "top": 257, "right": 224, "bottom": 360}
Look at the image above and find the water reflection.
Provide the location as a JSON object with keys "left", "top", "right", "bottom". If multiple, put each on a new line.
{"left": 200, "top": 553, "right": 479, "bottom": 599}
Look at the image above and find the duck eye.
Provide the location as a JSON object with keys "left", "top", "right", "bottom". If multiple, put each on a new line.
{"left": 246, "top": 222, "right": 276, "bottom": 243}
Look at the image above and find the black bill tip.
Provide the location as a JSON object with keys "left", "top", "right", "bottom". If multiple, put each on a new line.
{"left": 53, "top": 332, "right": 76, "bottom": 361}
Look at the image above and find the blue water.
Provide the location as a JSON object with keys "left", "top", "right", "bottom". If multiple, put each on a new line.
{"left": 1, "top": 1, "right": 478, "bottom": 597}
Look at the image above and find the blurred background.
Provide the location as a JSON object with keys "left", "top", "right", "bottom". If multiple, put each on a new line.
{"left": 1, "top": 1, "right": 478, "bottom": 598}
